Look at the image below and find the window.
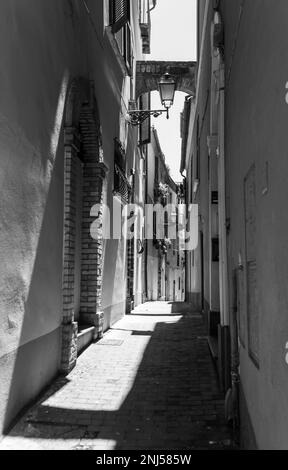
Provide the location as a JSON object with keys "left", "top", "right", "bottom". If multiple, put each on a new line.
{"left": 212, "top": 237, "right": 219, "bottom": 262}
{"left": 164, "top": 211, "right": 168, "bottom": 238}
{"left": 153, "top": 211, "right": 157, "bottom": 241}
{"left": 109, "top": 0, "right": 133, "bottom": 71}
{"left": 211, "top": 191, "right": 218, "bottom": 204}
{"left": 154, "top": 156, "right": 159, "bottom": 189}
{"left": 110, "top": 0, "right": 130, "bottom": 33}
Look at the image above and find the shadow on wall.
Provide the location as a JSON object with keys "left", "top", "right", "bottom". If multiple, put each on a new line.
{"left": 1, "top": 130, "right": 65, "bottom": 434}
{"left": 3, "top": 308, "right": 234, "bottom": 450}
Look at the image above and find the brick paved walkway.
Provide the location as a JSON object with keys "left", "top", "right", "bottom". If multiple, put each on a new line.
{"left": 0, "top": 302, "right": 236, "bottom": 450}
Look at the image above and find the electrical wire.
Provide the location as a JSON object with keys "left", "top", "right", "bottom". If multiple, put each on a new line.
{"left": 81, "top": 0, "right": 104, "bottom": 50}
{"left": 227, "top": 0, "right": 246, "bottom": 89}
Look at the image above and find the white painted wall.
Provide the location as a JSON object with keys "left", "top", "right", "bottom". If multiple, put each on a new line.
{"left": 0, "top": 0, "right": 146, "bottom": 433}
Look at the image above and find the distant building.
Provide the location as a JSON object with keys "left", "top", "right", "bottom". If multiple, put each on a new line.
{"left": 146, "top": 128, "right": 185, "bottom": 302}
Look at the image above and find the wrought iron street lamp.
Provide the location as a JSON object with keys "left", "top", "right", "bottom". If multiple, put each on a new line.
{"left": 126, "top": 72, "right": 176, "bottom": 126}
{"left": 158, "top": 72, "right": 176, "bottom": 112}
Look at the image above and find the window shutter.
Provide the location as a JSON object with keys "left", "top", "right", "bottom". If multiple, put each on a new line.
{"left": 114, "top": 164, "right": 130, "bottom": 204}
{"left": 110, "top": 0, "right": 130, "bottom": 33}
{"left": 113, "top": 139, "right": 131, "bottom": 204}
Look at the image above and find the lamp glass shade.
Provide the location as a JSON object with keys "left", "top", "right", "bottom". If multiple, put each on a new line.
{"left": 158, "top": 73, "right": 176, "bottom": 108}
{"left": 163, "top": 100, "right": 172, "bottom": 109}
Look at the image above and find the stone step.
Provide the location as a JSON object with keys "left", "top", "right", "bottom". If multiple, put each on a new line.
{"left": 77, "top": 325, "right": 95, "bottom": 354}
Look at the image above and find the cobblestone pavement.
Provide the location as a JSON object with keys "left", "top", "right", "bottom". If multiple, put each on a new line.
{"left": 0, "top": 302, "right": 236, "bottom": 450}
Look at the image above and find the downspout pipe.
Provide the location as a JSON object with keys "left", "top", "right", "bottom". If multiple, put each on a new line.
{"left": 149, "top": 0, "right": 157, "bottom": 13}
{"left": 211, "top": 9, "right": 229, "bottom": 328}
{"left": 218, "top": 60, "right": 229, "bottom": 327}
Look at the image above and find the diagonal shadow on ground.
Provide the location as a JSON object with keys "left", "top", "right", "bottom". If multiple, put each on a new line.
{"left": 1, "top": 304, "right": 237, "bottom": 450}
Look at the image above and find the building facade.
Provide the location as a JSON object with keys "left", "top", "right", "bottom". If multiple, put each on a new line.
{"left": 182, "top": 0, "right": 288, "bottom": 450}
{"left": 0, "top": 0, "right": 155, "bottom": 435}
{"left": 146, "top": 128, "right": 185, "bottom": 302}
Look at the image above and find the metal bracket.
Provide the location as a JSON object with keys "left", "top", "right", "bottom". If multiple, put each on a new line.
{"left": 126, "top": 108, "right": 169, "bottom": 126}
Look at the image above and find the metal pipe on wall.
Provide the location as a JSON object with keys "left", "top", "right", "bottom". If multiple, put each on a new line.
{"left": 218, "top": 61, "right": 229, "bottom": 327}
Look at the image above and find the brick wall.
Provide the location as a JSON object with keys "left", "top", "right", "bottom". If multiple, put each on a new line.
{"left": 61, "top": 82, "right": 107, "bottom": 374}
{"left": 61, "top": 128, "right": 81, "bottom": 373}
{"left": 79, "top": 104, "right": 107, "bottom": 336}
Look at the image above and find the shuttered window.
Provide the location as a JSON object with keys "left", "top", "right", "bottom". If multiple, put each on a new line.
{"left": 109, "top": 0, "right": 132, "bottom": 71}
{"left": 110, "top": 0, "right": 130, "bottom": 33}
{"left": 113, "top": 139, "right": 131, "bottom": 204}
{"left": 124, "top": 22, "right": 132, "bottom": 70}
{"left": 212, "top": 237, "right": 219, "bottom": 262}
{"left": 114, "top": 164, "right": 130, "bottom": 204}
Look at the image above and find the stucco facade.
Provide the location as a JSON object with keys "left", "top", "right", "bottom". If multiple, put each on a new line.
{"left": 0, "top": 0, "right": 151, "bottom": 434}
{"left": 182, "top": 0, "right": 288, "bottom": 450}
{"left": 146, "top": 128, "right": 184, "bottom": 302}
{"left": 222, "top": 0, "right": 288, "bottom": 450}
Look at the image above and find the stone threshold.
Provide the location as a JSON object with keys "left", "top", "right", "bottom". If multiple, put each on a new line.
{"left": 77, "top": 325, "right": 96, "bottom": 355}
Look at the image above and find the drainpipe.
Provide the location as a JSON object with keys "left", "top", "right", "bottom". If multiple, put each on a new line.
{"left": 218, "top": 61, "right": 229, "bottom": 328}
{"left": 211, "top": 9, "right": 231, "bottom": 393}
{"left": 149, "top": 0, "right": 157, "bottom": 12}
{"left": 218, "top": 19, "right": 242, "bottom": 432}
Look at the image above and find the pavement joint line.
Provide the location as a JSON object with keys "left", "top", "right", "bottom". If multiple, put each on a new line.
{"left": 25, "top": 420, "right": 90, "bottom": 428}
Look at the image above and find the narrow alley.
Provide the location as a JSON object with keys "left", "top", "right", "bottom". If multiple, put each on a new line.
{"left": 2, "top": 0, "right": 288, "bottom": 451}
{"left": 0, "top": 303, "right": 234, "bottom": 451}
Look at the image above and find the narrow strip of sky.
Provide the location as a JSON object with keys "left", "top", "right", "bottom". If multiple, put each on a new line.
{"left": 149, "top": 0, "right": 197, "bottom": 182}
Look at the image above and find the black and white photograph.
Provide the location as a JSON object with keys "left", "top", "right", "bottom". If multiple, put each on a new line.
{"left": 0, "top": 0, "right": 285, "bottom": 453}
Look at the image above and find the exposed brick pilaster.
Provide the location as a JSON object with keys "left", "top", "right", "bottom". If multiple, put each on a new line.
{"left": 61, "top": 83, "right": 107, "bottom": 373}
{"left": 61, "top": 127, "right": 81, "bottom": 374}
{"left": 79, "top": 105, "right": 108, "bottom": 339}
{"left": 60, "top": 322, "right": 78, "bottom": 374}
